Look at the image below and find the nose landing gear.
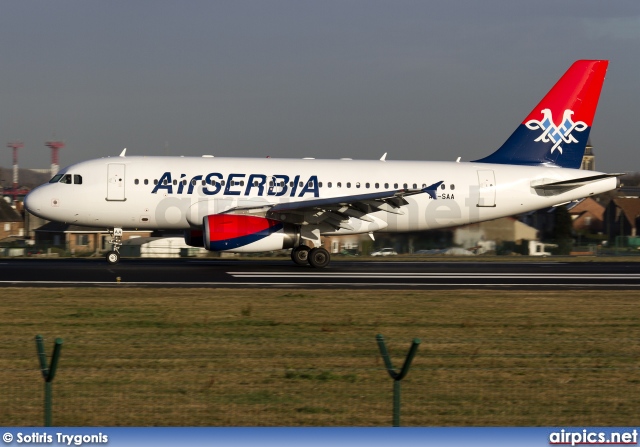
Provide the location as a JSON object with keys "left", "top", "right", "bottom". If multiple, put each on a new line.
{"left": 106, "top": 227, "right": 123, "bottom": 264}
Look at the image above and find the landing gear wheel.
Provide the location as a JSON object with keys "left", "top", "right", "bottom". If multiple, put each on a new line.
{"left": 308, "top": 247, "right": 330, "bottom": 268}
{"left": 106, "top": 227, "right": 123, "bottom": 265}
{"left": 106, "top": 250, "right": 120, "bottom": 265}
{"left": 291, "top": 245, "right": 311, "bottom": 266}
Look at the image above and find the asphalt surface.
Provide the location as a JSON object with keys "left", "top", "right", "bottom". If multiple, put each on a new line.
{"left": 1, "top": 257, "right": 640, "bottom": 289}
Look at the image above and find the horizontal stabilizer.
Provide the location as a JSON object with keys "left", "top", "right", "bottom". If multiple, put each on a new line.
{"left": 531, "top": 173, "right": 623, "bottom": 196}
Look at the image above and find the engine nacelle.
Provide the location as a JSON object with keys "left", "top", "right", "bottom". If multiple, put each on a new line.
{"left": 203, "top": 214, "right": 299, "bottom": 253}
{"left": 184, "top": 229, "right": 204, "bottom": 247}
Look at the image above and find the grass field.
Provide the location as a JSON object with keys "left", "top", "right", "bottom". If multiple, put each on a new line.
{"left": 0, "top": 287, "right": 639, "bottom": 426}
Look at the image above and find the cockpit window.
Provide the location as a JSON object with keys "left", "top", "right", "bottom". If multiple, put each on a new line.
{"left": 50, "top": 173, "right": 82, "bottom": 184}
{"left": 59, "top": 174, "right": 73, "bottom": 184}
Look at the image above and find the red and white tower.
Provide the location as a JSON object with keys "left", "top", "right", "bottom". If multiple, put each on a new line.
{"left": 45, "top": 140, "right": 65, "bottom": 176}
{"left": 7, "top": 141, "right": 24, "bottom": 194}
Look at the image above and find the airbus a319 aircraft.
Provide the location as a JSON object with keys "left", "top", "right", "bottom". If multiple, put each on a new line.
{"left": 26, "top": 60, "right": 620, "bottom": 268}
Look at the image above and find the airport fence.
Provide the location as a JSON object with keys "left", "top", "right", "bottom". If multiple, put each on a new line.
{"left": 1, "top": 336, "right": 639, "bottom": 426}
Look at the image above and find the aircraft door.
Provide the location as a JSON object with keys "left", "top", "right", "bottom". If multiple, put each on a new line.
{"left": 477, "top": 170, "right": 496, "bottom": 207}
{"left": 107, "top": 163, "right": 126, "bottom": 201}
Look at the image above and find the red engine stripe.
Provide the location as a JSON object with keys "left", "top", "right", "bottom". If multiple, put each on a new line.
{"left": 205, "top": 215, "right": 280, "bottom": 242}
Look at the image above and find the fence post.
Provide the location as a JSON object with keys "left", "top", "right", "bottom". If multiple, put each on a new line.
{"left": 376, "top": 334, "right": 420, "bottom": 427}
{"left": 35, "top": 335, "right": 63, "bottom": 427}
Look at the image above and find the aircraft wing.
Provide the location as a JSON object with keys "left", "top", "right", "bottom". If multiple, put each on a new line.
{"left": 224, "top": 181, "right": 444, "bottom": 231}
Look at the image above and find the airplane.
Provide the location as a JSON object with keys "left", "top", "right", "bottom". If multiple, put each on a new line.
{"left": 25, "top": 60, "right": 620, "bottom": 268}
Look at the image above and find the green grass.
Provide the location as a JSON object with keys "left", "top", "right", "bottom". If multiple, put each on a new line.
{"left": 0, "top": 288, "right": 639, "bottom": 426}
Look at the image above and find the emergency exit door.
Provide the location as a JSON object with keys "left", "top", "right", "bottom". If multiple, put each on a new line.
{"left": 107, "top": 163, "right": 126, "bottom": 201}
{"left": 477, "top": 170, "right": 496, "bottom": 207}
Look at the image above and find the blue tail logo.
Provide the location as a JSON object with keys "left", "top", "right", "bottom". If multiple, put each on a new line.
{"left": 525, "top": 109, "right": 588, "bottom": 155}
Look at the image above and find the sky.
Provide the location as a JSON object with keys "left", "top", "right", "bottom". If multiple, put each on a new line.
{"left": 1, "top": 1, "right": 639, "bottom": 173}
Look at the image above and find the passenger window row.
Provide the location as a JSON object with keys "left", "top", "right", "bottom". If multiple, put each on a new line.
{"left": 132, "top": 178, "right": 456, "bottom": 190}
{"left": 49, "top": 174, "right": 456, "bottom": 192}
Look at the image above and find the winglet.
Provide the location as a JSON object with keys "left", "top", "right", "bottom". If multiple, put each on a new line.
{"left": 119, "top": 148, "right": 127, "bottom": 157}
{"left": 422, "top": 181, "right": 444, "bottom": 199}
{"left": 380, "top": 152, "right": 387, "bottom": 161}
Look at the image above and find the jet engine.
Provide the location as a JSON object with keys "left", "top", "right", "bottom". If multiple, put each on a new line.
{"left": 184, "top": 229, "right": 204, "bottom": 247}
{"left": 202, "top": 214, "right": 299, "bottom": 253}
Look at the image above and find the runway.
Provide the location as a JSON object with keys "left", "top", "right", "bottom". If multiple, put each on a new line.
{"left": 1, "top": 258, "right": 640, "bottom": 289}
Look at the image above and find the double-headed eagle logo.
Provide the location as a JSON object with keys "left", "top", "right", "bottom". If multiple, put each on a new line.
{"left": 525, "top": 109, "right": 588, "bottom": 154}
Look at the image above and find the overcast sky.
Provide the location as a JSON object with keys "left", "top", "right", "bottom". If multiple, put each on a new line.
{"left": 1, "top": 1, "right": 639, "bottom": 172}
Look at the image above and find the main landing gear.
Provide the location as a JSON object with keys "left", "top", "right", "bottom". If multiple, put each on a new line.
{"left": 106, "top": 227, "right": 123, "bottom": 265}
{"left": 291, "top": 245, "right": 331, "bottom": 268}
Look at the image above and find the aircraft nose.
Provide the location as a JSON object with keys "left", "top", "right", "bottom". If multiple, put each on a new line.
{"left": 24, "top": 187, "right": 50, "bottom": 219}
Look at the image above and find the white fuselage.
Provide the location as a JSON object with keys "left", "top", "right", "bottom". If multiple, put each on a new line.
{"left": 25, "top": 155, "right": 617, "bottom": 235}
